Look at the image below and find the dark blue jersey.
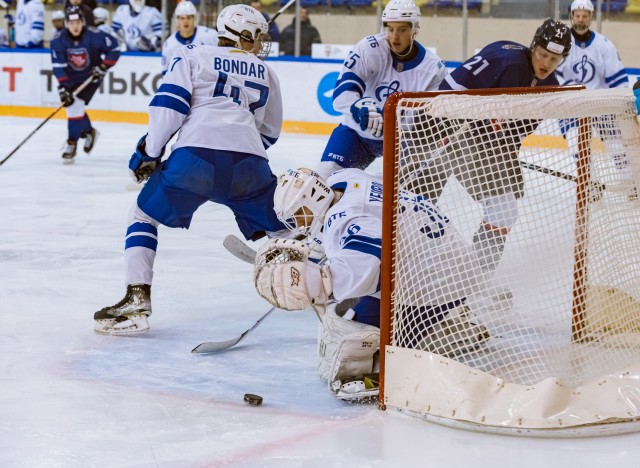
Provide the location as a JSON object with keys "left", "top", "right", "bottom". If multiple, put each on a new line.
{"left": 440, "top": 40, "right": 559, "bottom": 90}
{"left": 50, "top": 26, "right": 121, "bottom": 90}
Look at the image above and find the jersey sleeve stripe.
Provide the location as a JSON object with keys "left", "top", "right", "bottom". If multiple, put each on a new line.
{"left": 149, "top": 95, "right": 190, "bottom": 115}
{"left": 125, "top": 235, "right": 158, "bottom": 251}
{"left": 608, "top": 77, "right": 629, "bottom": 88}
{"left": 605, "top": 69, "right": 627, "bottom": 84}
{"left": 330, "top": 181, "right": 347, "bottom": 191}
{"left": 157, "top": 83, "right": 192, "bottom": 103}
{"left": 342, "top": 234, "right": 382, "bottom": 259}
{"left": 260, "top": 134, "right": 278, "bottom": 149}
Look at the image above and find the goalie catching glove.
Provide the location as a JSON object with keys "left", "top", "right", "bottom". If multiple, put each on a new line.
{"left": 350, "top": 97, "right": 383, "bottom": 138}
{"left": 254, "top": 238, "right": 332, "bottom": 310}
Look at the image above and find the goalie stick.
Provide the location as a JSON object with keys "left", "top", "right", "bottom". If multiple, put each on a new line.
{"left": 191, "top": 306, "right": 276, "bottom": 353}
{"left": 223, "top": 234, "right": 257, "bottom": 264}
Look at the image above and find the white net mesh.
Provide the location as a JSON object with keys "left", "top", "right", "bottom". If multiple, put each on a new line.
{"left": 383, "top": 88, "right": 640, "bottom": 431}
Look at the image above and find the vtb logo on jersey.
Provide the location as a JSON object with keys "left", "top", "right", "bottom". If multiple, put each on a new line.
{"left": 572, "top": 55, "right": 596, "bottom": 84}
{"left": 67, "top": 48, "right": 89, "bottom": 71}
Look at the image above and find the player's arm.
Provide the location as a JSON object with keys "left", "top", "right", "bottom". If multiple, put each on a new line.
{"left": 28, "top": 3, "right": 44, "bottom": 47}
{"left": 255, "top": 69, "right": 283, "bottom": 150}
{"left": 50, "top": 40, "right": 71, "bottom": 88}
{"left": 603, "top": 42, "right": 628, "bottom": 89}
{"left": 110, "top": 7, "right": 124, "bottom": 38}
{"left": 425, "top": 57, "right": 449, "bottom": 91}
{"left": 145, "top": 47, "right": 193, "bottom": 157}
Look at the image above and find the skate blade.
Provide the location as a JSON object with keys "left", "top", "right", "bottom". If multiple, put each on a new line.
{"left": 94, "top": 315, "right": 150, "bottom": 336}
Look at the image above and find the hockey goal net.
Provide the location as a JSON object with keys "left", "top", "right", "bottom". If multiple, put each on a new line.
{"left": 380, "top": 86, "right": 640, "bottom": 436}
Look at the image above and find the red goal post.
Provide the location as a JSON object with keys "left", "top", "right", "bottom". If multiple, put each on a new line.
{"left": 378, "top": 86, "right": 640, "bottom": 436}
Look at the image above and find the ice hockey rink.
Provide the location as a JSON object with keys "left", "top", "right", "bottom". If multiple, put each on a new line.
{"left": 2, "top": 116, "right": 640, "bottom": 467}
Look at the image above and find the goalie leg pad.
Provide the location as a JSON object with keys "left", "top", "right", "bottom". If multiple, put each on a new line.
{"left": 328, "top": 329, "right": 380, "bottom": 401}
{"left": 317, "top": 302, "right": 379, "bottom": 381}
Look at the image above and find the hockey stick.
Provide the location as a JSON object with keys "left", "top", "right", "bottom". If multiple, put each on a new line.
{"left": 519, "top": 160, "right": 608, "bottom": 200}
{"left": 191, "top": 306, "right": 276, "bottom": 353}
{"left": 268, "top": 0, "right": 296, "bottom": 25}
{"left": 223, "top": 234, "right": 257, "bottom": 264}
{"left": 0, "top": 76, "right": 94, "bottom": 167}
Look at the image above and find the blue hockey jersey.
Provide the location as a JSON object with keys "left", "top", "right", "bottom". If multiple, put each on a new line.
{"left": 51, "top": 27, "right": 121, "bottom": 89}
{"left": 441, "top": 41, "right": 559, "bottom": 90}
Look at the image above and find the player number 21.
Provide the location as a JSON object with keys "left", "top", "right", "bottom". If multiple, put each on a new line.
{"left": 463, "top": 55, "right": 490, "bottom": 76}
{"left": 212, "top": 71, "right": 269, "bottom": 114}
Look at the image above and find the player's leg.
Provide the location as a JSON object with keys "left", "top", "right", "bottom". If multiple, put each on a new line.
{"left": 62, "top": 99, "right": 88, "bottom": 163}
{"left": 75, "top": 82, "right": 101, "bottom": 154}
{"left": 94, "top": 148, "right": 209, "bottom": 335}
{"left": 315, "top": 124, "right": 380, "bottom": 181}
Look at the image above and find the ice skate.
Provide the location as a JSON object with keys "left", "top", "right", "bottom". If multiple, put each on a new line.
{"left": 61, "top": 140, "right": 77, "bottom": 165}
{"left": 83, "top": 127, "right": 99, "bottom": 154}
{"left": 94, "top": 284, "right": 151, "bottom": 335}
{"left": 417, "top": 305, "right": 490, "bottom": 358}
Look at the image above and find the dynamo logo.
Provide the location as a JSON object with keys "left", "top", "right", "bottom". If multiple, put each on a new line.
{"left": 317, "top": 72, "right": 340, "bottom": 116}
{"left": 572, "top": 56, "right": 596, "bottom": 84}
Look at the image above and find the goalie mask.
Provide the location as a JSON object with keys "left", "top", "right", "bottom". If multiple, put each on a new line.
{"left": 217, "top": 4, "right": 271, "bottom": 60}
{"left": 273, "top": 168, "right": 335, "bottom": 241}
{"left": 129, "top": 0, "right": 145, "bottom": 14}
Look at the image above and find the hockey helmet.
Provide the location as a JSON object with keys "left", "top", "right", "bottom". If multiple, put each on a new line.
{"left": 382, "top": 0, "right": 420, "bottom": 33}
{"left": 273, "top": 168, "right": 335, "bottom": 239}
{"left": 217, "top": 4, "right": 270, "bottom": 59}
{"left": 52, "top": 10, "right": 65, "bottom": 21}
{"left": 175, "top": 0, "right": 197, "bottom": 18}
{"left": 65, "top": 5, "right": 84, "bottom": 23}
{"left": 531, "top": 18, "right": 571, "bottom": 58}
{"left": 570, "top": 0, "right": 595, "bottom": 13}
{"left": 129, "top": 0, "right": 146, "bottom": 14}
{"left": 93, "top": 7, "right": 109, "bottom": 24}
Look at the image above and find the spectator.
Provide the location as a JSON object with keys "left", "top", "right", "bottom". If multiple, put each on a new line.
{"left": 65, "top": 0, "right": 95, "bottom": 27}
{"left": 14, "top": 0, "right": 44, "bottom": 48}
{"left": 279, "top": 7, "right": 321, "bottom": 56}
{"left": 50, "top": 10, "right": 65, "bottom": 42}
{"left": 251, "top": 0, "right": 279, "bottom": 42}
{"left": 112, "top": 0, "right": 163, "bottom": 52}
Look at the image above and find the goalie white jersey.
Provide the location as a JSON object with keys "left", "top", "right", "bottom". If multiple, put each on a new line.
{"left": 323, "top": 169, "right": 479, "bottom": 307}
{"left": 332, "top": 32, "right": 448, "bottom": 141}
{"left": 14, "top": 0, "right": 44, "bottom": 48}
{"left": 161, "top": 27, "right": 219, "bottom": 75}
{"left": 555, "top": 31, "right": 628, "bottom": 89}
{"left": 111, "top": 5, "right": 162, "bottom": 51}
{"left": 145, "top": 44, "right": 282, "bottom": 159}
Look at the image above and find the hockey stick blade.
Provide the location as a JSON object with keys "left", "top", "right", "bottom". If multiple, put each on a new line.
{"left": 191, "top": 306, "right": 276, "bottom": 353}
{"left": 223, "top": 234, "right": 257, "bottom": 264}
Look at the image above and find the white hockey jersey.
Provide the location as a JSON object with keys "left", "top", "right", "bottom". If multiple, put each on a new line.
{"left": 146, "top": 44, "right": 282, "bottom": 160}
{"left": 14, "top": 0, "right": 44, "bottom": 48}
{"left": 161, "top": 27, "right": 218, "bottom": 75}
{"left": 97, "top": 23, "right": 124, "bottom": 51}
{"left": 555, "top": 31, "right": 628, "bottom": 89}
{"left": 333, "top": 32, "right": 448, "bottom": 141}
{"left": 111, "top": 5, "right": 162, "bottom": 51}
{"left": 322, "top": 169, "right": 479, "bottom": 307}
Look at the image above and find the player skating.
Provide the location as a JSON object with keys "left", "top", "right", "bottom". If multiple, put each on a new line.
{"left": 111, "top": 0, "right": 162, "bottom": 51}
{"left": 555, "top": 0, "right": 636, "bottom": 200}
{"left": 50, "top": 6, "right": 121, "bottom": 163}
{"left": 161, "top": 1, "right": 218, "bottom": 76}
{"left": 430, "top": 19, "right": 571, "bottom": 292}
{"left": 93, "top": 4, "right": 286, "bottom": 336}
{"left": 253, "top": 168, "right": 489, "bottom": 400}
{"left": 314, "top": 0, "right": 447, "bottom": 181}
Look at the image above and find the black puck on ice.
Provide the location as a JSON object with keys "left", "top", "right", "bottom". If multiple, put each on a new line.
{"left": 244, "top": 393, "right": 263, "bottom": 406}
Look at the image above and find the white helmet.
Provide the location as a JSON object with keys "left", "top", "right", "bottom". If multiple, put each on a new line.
{"left": 93, "top": 7, "right": 109, "bottom": 24}
{"left": 382, "top": 0, "right": 420, "bottom": 33}
{"left": 570, "top": 0, "right": 595, "bottom": 12}
{"left": 217, "top": 4, "right": 270, "bottom": 59}
{"left": 52, "top": 10, "right": 65, "bottom": 21}
{"left": 129, "top": 0, "right": 145, "bottom": 14}
{"left": 175, "top": 0, "right": 197, "bottom": 18}
{"left": 273, "top": 168, "right": 335, "bottom": 240}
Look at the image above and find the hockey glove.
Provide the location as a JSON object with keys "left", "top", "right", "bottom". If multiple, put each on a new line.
{"left": 350, "top": 97, "right": 383, "bottom": 138}
{"left": 128, "top": 134, "right": 163, "bottom": 183}
{"left": 135, "top": 35, "right": 160, "bottom": 52}
{"left": 91, "top": 64, "right": 108, "bottom": 84}
{"left": 58, "top": 86, "right": 74, "bottom": 107}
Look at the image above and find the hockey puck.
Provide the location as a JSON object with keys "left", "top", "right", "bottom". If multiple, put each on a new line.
{"left": 244, "top": 393, "right": 263, "bottom": 406}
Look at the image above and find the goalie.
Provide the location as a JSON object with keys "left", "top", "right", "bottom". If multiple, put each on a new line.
{"left": 253, "top": 168, "right": 490, "bottom": 401}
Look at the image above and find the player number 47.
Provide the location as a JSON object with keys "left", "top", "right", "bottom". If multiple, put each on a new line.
{"left": 212, "top": 71, "right": 269, "bottom": 114}
{"left": 463, "top": 55, "right": 490, "bottom": 76}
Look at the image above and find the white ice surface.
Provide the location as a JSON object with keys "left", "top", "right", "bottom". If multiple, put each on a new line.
{"left": 1, "top": 117, "right": 640, "bottom": 467}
